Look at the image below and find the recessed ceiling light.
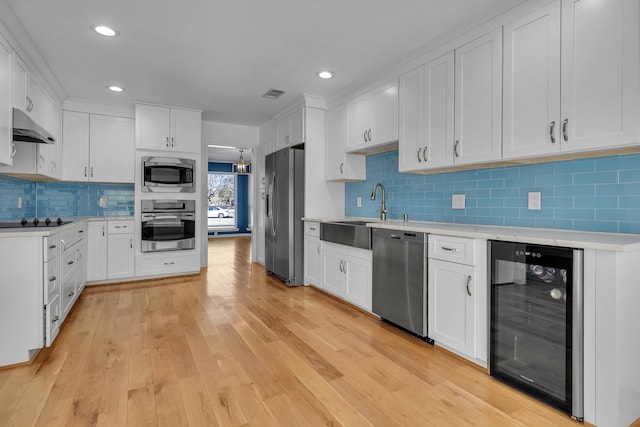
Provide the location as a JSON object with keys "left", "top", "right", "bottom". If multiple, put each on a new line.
{"left": 316, "top": 70, "right": 334, "bottom": 79}
{"left": 108, "top": 85, "right": 124, "bottom": 92}
{"left": 94, "top": 25, "right": 118, "bottom": 37}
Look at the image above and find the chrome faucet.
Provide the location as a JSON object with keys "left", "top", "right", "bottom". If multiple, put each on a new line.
{"left": 370, "top": 183, "right": 387, "bottom": 221}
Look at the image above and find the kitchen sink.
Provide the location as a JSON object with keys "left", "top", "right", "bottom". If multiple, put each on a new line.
{"left": 320, "top": 220, "right": 372, "bottom": 250}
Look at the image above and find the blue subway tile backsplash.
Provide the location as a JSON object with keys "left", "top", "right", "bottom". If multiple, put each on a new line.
{"left": 0, "top": 175, "right": 134, "bottom": 221}
{"left": 345, "top": 151, "right": 640, "bottom": 234}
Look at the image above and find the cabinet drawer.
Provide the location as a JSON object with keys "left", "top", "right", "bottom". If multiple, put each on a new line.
{"left": 429, "top": 235, "right": 477, "bottom": 265}
{"left": 62, "top": 246, "right": 79, "bottom": 282}
{"left": 45, "top": 295, "right": 61, "bottom": 347}
{"left": 43, "top": 259, "right": 59, "bottom": 305}
{"left": 43, "top": 235, "right": 59, "bottom": 261}
{"left": 304, "top": 221, "right": 320, "bottom": 237}
{"left": 108, "top": 220, "right": 134, "bottom": 235}
{"left": 136, "top": 253, "right": 199, "bottom": 277}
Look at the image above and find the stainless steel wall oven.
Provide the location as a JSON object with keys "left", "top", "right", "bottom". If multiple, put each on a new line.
{"left": 489, "top": 241, "right": 583, "bottom": 421}
{"left": 141, "top": 199, "right": 195, "bottom": 252}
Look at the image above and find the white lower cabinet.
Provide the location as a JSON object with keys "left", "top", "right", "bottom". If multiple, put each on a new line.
{"left": 321, "top": 242, "right": 372, "bottom": 312}
{"left": 428, "top": 235, "right": 487, "bottom": 366}
{"left": 136, "top": 251, "right": 200, "bottom": 277}
{"left": 107, "top": 220, "right": 134, "bottom": 279}
{"left": 60, "top": 224, "right": 86, "bottom": 320}
{"left": 87, "top": 219, "right": 135, "bottom": 283}
{"left": 303, "top": 221, "right": 322, "bottom": 286}
{"left": 43, "top": 234, "right": 60, "bottom": 346}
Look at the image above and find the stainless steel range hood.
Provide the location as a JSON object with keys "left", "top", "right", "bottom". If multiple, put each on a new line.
{"left": 12, "top": 108, "right": 55, "bottom": 144}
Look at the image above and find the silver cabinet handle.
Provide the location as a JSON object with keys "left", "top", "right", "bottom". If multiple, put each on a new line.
{"left": 90, "top": 167, "right": 94, "bottom": 178}
{"left": 466, "top": 275, "right": 472, "bottom": 296}
{"left": 130, "top": 239, "right": 133, "bottom": 249}
{"left": 84, "top": 166, "right": 88, "bottom": 177}
{"left": 454, "top": 140, "right": 460, "bottom": 157}
{"left": 342, "top": 261, "right": 347, "bottom": 274}
{"left": 549, "top": 121, "right": 556, "bottom": 144}
{"left": 48, "top": 244, "right": 57, "bottom": 249}
{"left": 417, "top": 148, "right": 422, "bottom": 162}
{"left": 309, "top": 227, "right": 316, "bottom": 231}
{"left": 367, "top": 129, "right": 372, "bottom": 142}
{"left": 340, "top": 162, "right": 344, "bottom": 174}
{"left": 67, "top": 260, "right": 74, "bottom": 265}
{"left": 51, "top": 161, "right": 56, "bottom": 173}
{"left": 10, "top": 143, "right": 16, "bottom": 158}
{"left": 68, "top": 291, "right": 75, "bottom": 297}
{"left": 102, "top": 226, "right": 105, "bottom": 236}
{"left": 26, "top": 96, "right": 33, "bottom": 112}
{"left": 49, "top": 276, "right": 56, "bottom": 282}
{"left": 422, "top": 147, "right": 428, "bottom": 162}
{"left": 441, "top": 246, "right": 458, "bottom": 252}
{"left": 339, "top": 260, "right": 343, "bottom": 273}
{"left": 163, "top": 261, "right": 175, "bottom": 266}
{"left": 52, "top": 315, "right": 59, "bottom": 323}
{"left": 171, "top": 136, "right": 175, "bottom": 147}
{"left": 363, "top": 130, "right": 367, "bottom": 142}
{"left": 562, "top": 118, "right": 569, "bottom": 142}
{"left": 166, "top": 136, "right": 169, "bottom": 147}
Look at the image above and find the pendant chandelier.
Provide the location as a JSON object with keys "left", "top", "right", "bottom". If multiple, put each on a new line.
{"left": 233, "top": 149, "right": 251, "bottom": 174}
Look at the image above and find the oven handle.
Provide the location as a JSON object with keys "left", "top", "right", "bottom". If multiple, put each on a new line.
{"left": 142, "top": 213, "right": 194, "bottom": 221}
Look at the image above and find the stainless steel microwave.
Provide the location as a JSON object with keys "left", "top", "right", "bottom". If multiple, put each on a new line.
{"left": 142, "top": 156, "right": 195, "bottom": 192}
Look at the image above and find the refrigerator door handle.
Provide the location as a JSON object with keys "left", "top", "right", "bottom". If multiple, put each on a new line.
{"left": 271, "top": 172, "right": 278, "bottom": 237}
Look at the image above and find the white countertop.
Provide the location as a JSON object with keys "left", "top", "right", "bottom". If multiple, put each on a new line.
{"left": 0, "top": 216, "right": 133, "bottom": 238}
{"left": 302, "top": 217, "right": 640, "bottom": 252}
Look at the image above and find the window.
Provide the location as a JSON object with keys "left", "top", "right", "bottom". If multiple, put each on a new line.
{"left": 207, "top": 173, "right": 236, "bottom": 230}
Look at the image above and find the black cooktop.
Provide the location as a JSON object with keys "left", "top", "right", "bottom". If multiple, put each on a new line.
{"left": 0, "top": 218, "right": 73, "bottom": 229}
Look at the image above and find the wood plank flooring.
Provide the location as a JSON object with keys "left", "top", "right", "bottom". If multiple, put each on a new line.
{"left": 0, "top": 236, "right": 584, "bottom": 426}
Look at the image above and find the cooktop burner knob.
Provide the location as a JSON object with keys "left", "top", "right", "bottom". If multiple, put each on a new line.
{"left": 45, "top": 218, "right": 51, "bottom": 225}
{"left": 56, "top": 218, "right": 63, "bottom": 225}
{"left": 33, "top": 218, "right": 39, "bottom": 225}
{"left": 20, "top": 218, "right": 27, "bottom": 226}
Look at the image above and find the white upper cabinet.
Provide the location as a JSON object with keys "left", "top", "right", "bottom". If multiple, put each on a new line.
{"left": 36, "top": 87, "right": 61, "bottom": 179}
{"left": 504, "top": 0, "right": 639, "bottom": 159}
{"left": 560, "top": 0, "right": 639, "bottom": 152}
{"left": 62, "top": 111, "right": 134, "bottom": 183}
{"left": 346, "top": 80, "right": 398, "bottom": 152}
{"left": 325, "top": 104, "right": 365, "bottom": 181}
{"left": 399, "top": 52, "right": 455, "bottom": 172}
{"left": 135, "top": 104, "right": 201, "bottom": 153}
{"left": 12, "top": 55, "right": 38, "bottom": 121}
{"left": 503, "top": 2, "right": 561, "bottom": 159}
{"left": 0, "top": 35, "right": 12, "bottom": 166}
{"left": 275, "top": 108, "right": 304, "bottom": 151}
{"left": 454, "top": 29, "right": 503, "bottom": 166}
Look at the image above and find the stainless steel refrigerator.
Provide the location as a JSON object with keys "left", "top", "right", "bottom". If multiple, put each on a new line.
{"left": 265, "top": 146, "right": 304, "bottom": 286}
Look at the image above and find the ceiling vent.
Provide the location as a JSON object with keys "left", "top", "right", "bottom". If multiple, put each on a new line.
{"left": 262, "top": 89, "right": 286, "bottom": 99}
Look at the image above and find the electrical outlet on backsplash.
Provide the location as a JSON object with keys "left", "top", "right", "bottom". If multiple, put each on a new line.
{"left": 345, "top": 150, "right": 640, "bottom": 234}
{"left": 0, "top": 175, "right": 134, "bottom": 221}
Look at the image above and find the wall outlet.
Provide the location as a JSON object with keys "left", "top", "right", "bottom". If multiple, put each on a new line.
{"left": 528, "top": 192, "right": 541, "bottom": 210}
{"left": 356, "top": 196, "right": 362, "bottom": 208}
{"left": 452, "top": 194, "right": 466, "bottom": 209}
{"left": 17, "top": 196, "right": 22, "bottom": 209}
{"left": 99, "top": 197, "right": 107, "bottom": 208}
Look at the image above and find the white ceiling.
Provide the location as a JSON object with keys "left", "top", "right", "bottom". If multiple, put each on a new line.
{"left": 4, "top": 0, "right": 526, "bottom": 127}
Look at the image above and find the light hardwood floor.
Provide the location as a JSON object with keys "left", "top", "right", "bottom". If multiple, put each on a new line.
{"left": 0, "top": 236, "right": 584, "bottom": 426}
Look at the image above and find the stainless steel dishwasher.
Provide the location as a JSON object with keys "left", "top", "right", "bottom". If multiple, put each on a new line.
{"left": 372, "top": 228, "right": 431, "bottom": 342}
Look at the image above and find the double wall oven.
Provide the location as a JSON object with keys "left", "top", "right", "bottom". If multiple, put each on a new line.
{"left": 141, "top": 199, "right": 195, "bottom": 253}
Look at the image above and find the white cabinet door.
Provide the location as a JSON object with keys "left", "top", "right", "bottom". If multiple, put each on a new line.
{"left": 346, "top": 94, "right": 370, "bottom": 149}
{"left": 399, "top": 52, "right": 455, "bottom": 172}
{"left": 454, "top": 29, "right": 502, "bottom": 165}
{"left": 170, "top": 108, "right": 201, "bottom": 153}
{"left": 503, "top": 3, "right": 561, "bottom": 159}
{"left": 325, "top": 104, "right": 365, "bottom": 181}
{"left": 289, "top": 108, "right": 304, "bottom": 146}
{"left": 136, "top": 104, "right": 171, "bottom": 150}
{"left": 62, "top": 111, "right": 90, "bottom": 181}
{"left": 428, "top": 259, "right": 475, "bottom": 357}
{"left": 343, "top": 253, "right": 372, "bottom": 311}
{"left": 303, "top": 236, "right": 322, "bottom": 286}
{"left": 12, "top": 55, "right": 38, "bottom": 120}
{"left": 560, "top": 0, "right": 640, "bottom": 152}
{"left": 86, "top": 221, "right": 107, "bottom": 281}
{"left": 275, "top": 116, "right": 291, "bottom": 151}
{"left": 0, "top": 35, "right": 12, "bottom": 166}
{"left": 89, "top": 114, "right": 134, "bottom": 182}
{"left": 321, "top": 247, "right": 345, "bottom": 297}
{"left": 108, "top": 234, "right": 134, "bottom": 279}
{"left": 368, "top": 81, "right": 398, "bottom": 146}
{"left": 36, "top": 88, "right": 60, "bottom": 178}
